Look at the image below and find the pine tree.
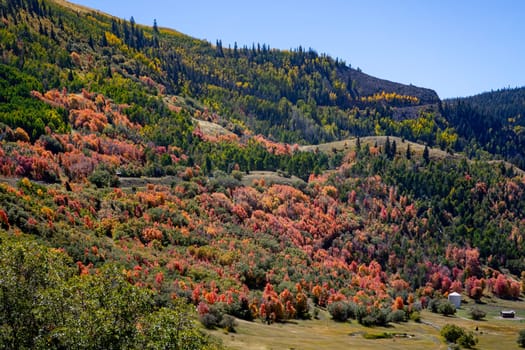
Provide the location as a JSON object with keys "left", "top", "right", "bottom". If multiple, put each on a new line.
{"left": 384, "top": 137, "right": 391, "bottom": 158}
{"left": 215, "top": 40, "right": 224, "bottom": 57}
{"left": 106, "top": 62, "right": 112, "bottom": 78}
{"left": 391, "top": 140, "right": 397, "bottom": 159}
{"left": 423, "top": 145, "right": 430, "bottom": 164}
{"left": 233, "top": 42, "right": 239, "bottom": 58}
{"left": 153, "top": 19, "right": 159, "bottom": 34}
{"left": 100, "top": 33, "right": 108, "bottom": 47}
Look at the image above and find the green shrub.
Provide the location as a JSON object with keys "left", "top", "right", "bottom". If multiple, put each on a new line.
{"left": 344, "top": 302, "right": 358, "bottom": 319}
{"left": 410, "top": 311, "right": 421, "bottom": 323}
{"left": 438, "top": 301, "right": 456, "bottom": 316}
{"left": 88, "top": 167, "right": 119, "bottom": 188}
{"left": 220, "top": 314, "right": 237, "bottom": 332}
{"left": 458, "top": 331, "right": 478, "bottom": 348}
{"left": 360, "top": 315, "right": 377, "bottom": 327}
{"left": 231, "top": 170, "right": 244, "bottom": 181}
{"left": 39, "top": 134, "right": 65, "bottom": 154}
{"left": 470, "top": 307, "right": 486, "bottom": 320}
{"left": 388, "top": 309, "right": 407, "bottom": 323}
{"left": 328, "top": 301, "right": 349, "bottom": 322}
{"left": 371, "top": 308, "right": 390, "bottom": 326}
{"left": 198, "top": 303, "right": 227, "bottom": 329}
{"left": 199, "top": 313, "right": 218, "bottom": 329}
{"left": 518, "top": 329, "right": 525, "bottom": 347}
{"left": 354, "top": 303, "right": 367, "bottom": 323}
{"left": 363, "top": 332, "right": 393, "bottom": 339}
{"left": 441, "top": 323, "right": 464, "bottom": 343}
{"left": 428, "top": 298, "right": 440, "bottom": 313}
{"left": 358, "top": 307, "right": 390, "bottom": 327}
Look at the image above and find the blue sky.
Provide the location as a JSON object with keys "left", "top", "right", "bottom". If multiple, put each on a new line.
{"left": 71, "top": 0, "right": 525, "bottom": 99}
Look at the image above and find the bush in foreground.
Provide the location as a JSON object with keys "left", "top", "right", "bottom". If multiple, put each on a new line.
{"left": 441, "top": 324, "right": 464, "bottom": 343}
{"left": 518, "top": 329, "right": 525, "bottom": 347}
{"left": 0, "top": 232, "right": 220, "bottom": 350}
{"left": 458, "top": 331, "right": 478, "bottom": 348}
{"left": 441, "top": 323, "right": 477, "bottom": 348}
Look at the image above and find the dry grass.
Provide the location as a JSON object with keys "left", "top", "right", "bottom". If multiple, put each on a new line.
{"left": 209, "top": 310, "right": 443, "bottom": 350}
{"left": 300, "top": 135, "right": 524, "bottom": 175}
{"left": 53, "top": 0, "right": 117, "bottom": 17}
{"left": 299, "top": 136, "right": 458, "bottom": 162}
{"left": 117, "top": 176, "right": 177, "bottom": 189}
{"left": 195, "top": 119, "right": 235, "bottom": 137}
{"left": 241, "top": 171, "right": 305, "bottom": 187}
{"left": 208, "top": 299, "right": 525, "bottom": 350}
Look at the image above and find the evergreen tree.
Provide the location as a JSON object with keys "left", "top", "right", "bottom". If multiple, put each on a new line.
{"left": 153, "top": 19, "right": 159, "bottom": 33}
{"left": 100, "top": 32, "right": 108, "bottom": 46}
{"left": 423, "top": 145, "right": 430, "bottom": 164}
{"left": 384, "top": 137, "right": 391, "bottom": 158}
{"left": 216, "top": 40, "right": 224, "bottom": 57}
{"left": 391, "top": 140, "right": 397, "bottom": 159}
{"left": 106, "top": 62, "right": 112, "bottom": 78}
{"left": 233, "top": 42, "right": 239, "bottom": 58}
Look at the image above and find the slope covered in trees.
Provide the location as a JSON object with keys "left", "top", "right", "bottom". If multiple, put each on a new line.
{"left": 0, "top": 0, "right": 442, "bottom": 146}
{"left": 2, "top": 0, "right": 525, "bottom": 348}
{"left": 443, "top": 87, "right": 525, "bottom": 168}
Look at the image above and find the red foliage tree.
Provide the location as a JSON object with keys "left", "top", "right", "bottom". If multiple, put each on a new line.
{"left": 465, "top": 248, "right": 482, "bottom": 278}
{"left": 392, "top": 296, "right": 404, "bottom": 311}
{"left": 465, "top": 276, "right": 484, "bottom": 301}
{"left": 260, "top": 283, "right": 284, "bottom": 323}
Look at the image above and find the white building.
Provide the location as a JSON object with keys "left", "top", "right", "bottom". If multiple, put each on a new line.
{"left": 448, "top": 292, "right": 461, "bottom": 308}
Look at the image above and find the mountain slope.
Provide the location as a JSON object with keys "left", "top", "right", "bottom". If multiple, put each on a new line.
{"left": 0, "top": 0, "right": 442, "bottom": 146}
{"left": 3, "top": 2, "right": 525, "bottom": 349}
{"left": 443, "top": 87, "right": 525, "bottom": 168}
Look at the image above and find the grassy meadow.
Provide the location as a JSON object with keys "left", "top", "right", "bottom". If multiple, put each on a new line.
{"left": 209, "top": 297, "right": 525, "bottom": 350}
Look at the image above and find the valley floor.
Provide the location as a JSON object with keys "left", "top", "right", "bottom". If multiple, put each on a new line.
{"left": 209, "top": 298, "right": 525, "bottom": 350}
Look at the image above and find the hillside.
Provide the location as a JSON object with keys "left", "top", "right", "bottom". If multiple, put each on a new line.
{"left": 2, "top": 1, "right": 525, "bottom": 349}
{"left": 443, "top": 87, "right": 525, "bottom": 168}
{"left": 0, "top": 0, "right": 446, "bottom": 146}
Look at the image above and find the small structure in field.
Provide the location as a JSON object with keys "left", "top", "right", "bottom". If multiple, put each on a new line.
{"left": 500, "top": 310, "right": 515, "bottom": 318}
{"left": 448, "top": 292, "right": 462, "bottom": 309}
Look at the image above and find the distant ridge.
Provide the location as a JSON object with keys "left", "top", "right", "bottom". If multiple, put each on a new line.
{"left": 340, "top": 67, "right": 440, "bottom": 104}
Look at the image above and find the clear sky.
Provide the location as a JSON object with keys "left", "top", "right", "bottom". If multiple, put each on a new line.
{"left": 70, "top": 0, "right": 525, "bottom": 99}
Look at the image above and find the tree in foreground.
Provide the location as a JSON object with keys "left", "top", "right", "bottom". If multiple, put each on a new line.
{"left": 138, "top": 299, "right": 217, "bottom": 350}
{"left": 0, "top": 231, "right": 221, "bottom": 350}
